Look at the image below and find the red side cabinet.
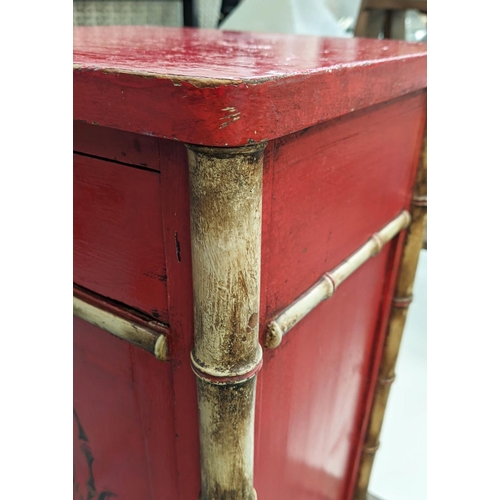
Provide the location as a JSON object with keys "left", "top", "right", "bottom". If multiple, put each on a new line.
{"left": 73, "top": 27, "right": 427, "bottom": 500}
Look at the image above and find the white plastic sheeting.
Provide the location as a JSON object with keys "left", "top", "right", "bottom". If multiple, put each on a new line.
{"left": 220, "top": 0, "right": 362, "bottom": 37}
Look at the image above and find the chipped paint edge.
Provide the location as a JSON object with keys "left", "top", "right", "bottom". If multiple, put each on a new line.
{"left": 73, "top": 50, "right": 427, "bottom": 88}
{"left": 74, "top": 63, "right": 246, "bottom": 88}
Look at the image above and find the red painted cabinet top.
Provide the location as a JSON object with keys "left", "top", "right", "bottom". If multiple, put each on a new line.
{"left": 74, "top": 27, "right": 427, "bottom": 500}
{"left": 74, "top": 26, "right": 426, "bottom": 147}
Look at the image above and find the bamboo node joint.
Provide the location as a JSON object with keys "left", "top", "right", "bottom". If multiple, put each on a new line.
{"left": 363, "top": 442, "right": 380, "bottom": 455}
{"left": 378, "top": 375, "right": 396, "bottom": 386}
{"left": 371, "top": 233, "right": 384, "bottom": 255}
{"left": 412, "top": 195, "right": 427, "bottom": 207}
{"left": 393, "top": 294, "right": 413, "bottom": 308}
{"left": 323, "top": 273, "right": 337, "bottom": 296}
{"left": 190, "top": 347, "right": 263, "bottom": 385}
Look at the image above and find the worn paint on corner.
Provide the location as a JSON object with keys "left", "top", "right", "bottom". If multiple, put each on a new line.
{"left": 187, "top": 142, "right": 267, "bottom": 500}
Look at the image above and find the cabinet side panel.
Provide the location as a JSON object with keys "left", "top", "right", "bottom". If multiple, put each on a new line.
{"left": 255, "top": 92, "right": 426, "bottom": 500}
{"left": 264, "top": 92, "right": 425, "bottom": 319}
{"left": 73, "top": 317, "right": 177, "bottom": 499}
{"left": 256, "top": 253, "right": 393, "bottom": 500}
{"left": 345, "top": 103, "right": 426, "bottom": 500}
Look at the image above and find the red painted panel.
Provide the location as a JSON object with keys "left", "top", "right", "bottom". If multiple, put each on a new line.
{"left": 263, "top": 92, "right": 426, "bottom": 319}
{"left": 255, "top": 251, "right": 392, "bottom": 500}
{"left": 159, "top": 140, "right": 201, "bottom": 498}
{"left": 74, "top": 121, "right": 161, "bottom": 170}
{"left": 73, "top": 139, "right": 201, "bottom": 499}
{"left": 255, "top": 93, "right": 426, "bottom": 499}
{"left": 73, "top": 317, "right": 177, "bottom": 499}
{"left": 73, "top": 27, "right": 426, "bottom": 146}
{"left": 73, "top": 154, "right": 168, "bottom": 321}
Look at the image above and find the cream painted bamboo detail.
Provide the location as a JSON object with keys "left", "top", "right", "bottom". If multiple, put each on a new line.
{"left": 187, "top": 143, "right": 267, "bottom": 500}
{"left": 73, "top": 296, "right": 168, "bottom": 361}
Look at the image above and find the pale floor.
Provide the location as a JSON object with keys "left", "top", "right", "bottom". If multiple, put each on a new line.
{"left": 369, "top": 251, "right": 427, "bottom": 500}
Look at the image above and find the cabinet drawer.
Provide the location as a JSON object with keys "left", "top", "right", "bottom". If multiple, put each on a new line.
{"left": 73, "top": 154, "right": 168, "bottom": 321}
{"left": 73, "top": 121, "right": 161, "bottom": 170}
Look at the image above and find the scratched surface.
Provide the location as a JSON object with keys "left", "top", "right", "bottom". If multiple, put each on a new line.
{"left": 74, "top": 26, "right": 425, "bottom": 80}
{"left": 73, "top": 27, "right": 426, "bottom": 146}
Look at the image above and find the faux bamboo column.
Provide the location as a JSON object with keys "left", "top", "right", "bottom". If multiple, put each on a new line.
{"left": 187, "top": 143, "right": 267, "bottom": 500}
{"left": 354, "top": 131, "right": 427, "bottom": 500}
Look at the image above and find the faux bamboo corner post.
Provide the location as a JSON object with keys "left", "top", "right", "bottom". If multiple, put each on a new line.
{"left": 186, "top": 143, "right": 267, "bottom": 500}
{"left": 354, "top": 131, "right": 427, "bottom": 500}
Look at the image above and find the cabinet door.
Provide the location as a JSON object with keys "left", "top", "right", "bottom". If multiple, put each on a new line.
{"left": 74, "top": 317, "right": 177, "bottom": 499}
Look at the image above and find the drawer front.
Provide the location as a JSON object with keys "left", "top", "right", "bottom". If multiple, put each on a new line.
{"left": 74, "top": 154, "right": 168, "bottom": 320}
{"left": 73, "top": 121, "right": 161, "bottom": 171}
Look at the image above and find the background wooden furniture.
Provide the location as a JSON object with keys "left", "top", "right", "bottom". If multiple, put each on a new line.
{"left": 355, "top": 0, "right": 427, "bottom": 39}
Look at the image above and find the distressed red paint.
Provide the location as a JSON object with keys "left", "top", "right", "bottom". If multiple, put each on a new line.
{"left": 73, "top": 27, "right": 426, "bottom": 500}
{"left": 74, "top": 26, "right": 426, "bottom": 147}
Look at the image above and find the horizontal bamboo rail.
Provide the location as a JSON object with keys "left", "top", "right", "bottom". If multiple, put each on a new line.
{"left": 73, "top": 295, "right": 168, "bottom": 361}
{"left": 265, "top": 210, "right": 411, "bottom": 349}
